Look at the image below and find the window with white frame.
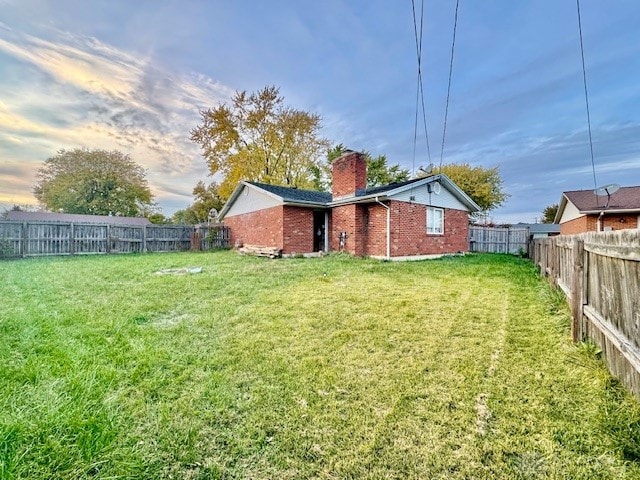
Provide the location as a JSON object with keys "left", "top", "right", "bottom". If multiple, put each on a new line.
{"left": 426, "top": 207, "right": 444, "bottom": 234}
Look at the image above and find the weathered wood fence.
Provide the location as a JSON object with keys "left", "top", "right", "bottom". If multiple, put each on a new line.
{"left": 531, "top": 230, "right": 640, "bottom": 398}
{"left": 0, "top": 221, "right": 229, "bottom": 258}
{"left": 469, "top": 226, "right": 529, "bottom": 254}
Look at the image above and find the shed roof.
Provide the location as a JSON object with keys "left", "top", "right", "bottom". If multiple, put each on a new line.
{"left": 5, "top": 211, "right": 151, "bottom": 225}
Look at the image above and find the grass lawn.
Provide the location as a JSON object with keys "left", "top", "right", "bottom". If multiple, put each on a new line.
{"left": 1, "top": 251, "right": 640, "bottom": 479}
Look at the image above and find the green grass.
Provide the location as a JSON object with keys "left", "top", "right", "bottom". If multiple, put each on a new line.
{"left": 1, "top": 252, "right": 640, "bottom": 479}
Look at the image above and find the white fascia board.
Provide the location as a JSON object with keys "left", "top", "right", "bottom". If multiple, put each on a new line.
{"left": 553, "top": 194, "right": 568, "bottom": 224}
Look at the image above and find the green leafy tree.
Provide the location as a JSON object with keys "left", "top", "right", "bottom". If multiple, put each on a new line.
{"left": 326, "top": 144, "right": 410, "bottom": 189}
{"left": 541, "top": 203, "right": 559, "bottom": 223}
{"left": 147, "top": 213, "right": 170, "bottom": 224}
{"left": 34, "top": 148, "right": 154, "bottom": 216}
{"left": 190, "top": 85, "right": 330, "bottom": 198}
{"left": 423, "top": 163, "right": 509, "bottom": 214}
{"left": 172, "top": 181, "right": 225, "bottom": 224}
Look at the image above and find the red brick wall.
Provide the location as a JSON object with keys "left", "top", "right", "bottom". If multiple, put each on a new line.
{"left": 224, "top": 205, "right": 318, "bottom": 254}
{"left": 364, "top": 204, "right": 388, "bottom": 257}
{"left": 339, "top": 200, "right": 471, "bottom": 257}
{"left": 330, "top": 203, "right": 365, "bottom": 256}
{"left": 282, "top": 206, "right": 314, "bottom": 254}
{"left": 601, "top": 214, "right": 638, "bottom": 231}
{"left": 560, "top": 215, "right": 592, "bottom": 235}
{"left": 224, "top": 205, "right": 284, "bottom": 250}
{"left": 388, "top": 201, "right": 470, "bottom": 256}
{"left": 331, "top": 151, "right": 367, "bottom": 199}
{"left": 560, "top": 213, "right": 639, "bottom": 235}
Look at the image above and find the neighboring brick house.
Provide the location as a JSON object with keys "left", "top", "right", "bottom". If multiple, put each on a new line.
{"left": 554, "top": 186, "right": 640, "bottom": 235}
{"left": 219, "top": 151, "right": 480, "bottom": 259}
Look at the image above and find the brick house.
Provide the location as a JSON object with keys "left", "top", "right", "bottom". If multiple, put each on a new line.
{"left": 219, "top": 150, "right": 480, "bottom": 259}
{"left": 554, "top": 186, "right": 640, "bottom": 235}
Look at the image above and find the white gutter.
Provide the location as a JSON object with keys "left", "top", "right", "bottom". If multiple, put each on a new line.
{"left": 375, "top": 196, "right": 391, "bottom": 260}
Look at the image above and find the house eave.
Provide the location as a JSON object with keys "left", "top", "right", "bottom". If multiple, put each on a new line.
{"left": 329, "top": 194, "right": 390, "bottom": 207}
{"left": 282, "top": 200, "right": 329, "bottom": 208}
{"left": 580, "top": 208, "right": 640, "bottom": 215}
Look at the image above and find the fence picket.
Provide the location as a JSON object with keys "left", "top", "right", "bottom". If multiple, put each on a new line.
{"left": 0, "top": 221, "right": 229, "bottom": 258}
{"left": 533, "top": 230, "right": 640, "bottom": 399}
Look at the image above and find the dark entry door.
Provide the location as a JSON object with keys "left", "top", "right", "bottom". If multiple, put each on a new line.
{"left": 313, "top": 210, "right": 325, "bottom": 252}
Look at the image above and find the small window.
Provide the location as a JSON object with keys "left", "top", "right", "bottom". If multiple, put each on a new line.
{"left": 427, "top": 207, "right": 444, "bottom": 234}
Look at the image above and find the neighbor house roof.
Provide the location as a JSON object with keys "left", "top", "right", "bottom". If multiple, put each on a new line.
{"left": 565, "top": 186, "right": 640, "bottom": 211}
{"left": 515, "top": 223, "right": 561, "bottom": 234}
{"left": 5, "top": 211, "right": 151, "bottom": 225}
{"left": 555, "top": 185, "right": 640, "bottom": 222}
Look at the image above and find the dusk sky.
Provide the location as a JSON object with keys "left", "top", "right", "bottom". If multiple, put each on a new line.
{"left": 1, "top": 1, "right": 639, "bottom": 223}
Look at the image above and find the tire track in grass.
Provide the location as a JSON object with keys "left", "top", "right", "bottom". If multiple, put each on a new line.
{"left": 474, "top": 292, "right": 509, "bottom": 437}
{"left": 354, "top": 275, "right": 509, "bottom": 477}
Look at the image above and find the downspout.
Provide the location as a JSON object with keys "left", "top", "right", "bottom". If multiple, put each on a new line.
{"left": 597, "top": 211, "right": 604, "bottom": 232}
{"left": 324, "top": 211, "right": 329, "bottom": 252}
{"left": 375, "top": 197, "right": 391, "bottom": 260}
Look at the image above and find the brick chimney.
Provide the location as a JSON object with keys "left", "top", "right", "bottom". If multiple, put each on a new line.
{"left": 331, "top": 150, "right": 367, "bottom": 199}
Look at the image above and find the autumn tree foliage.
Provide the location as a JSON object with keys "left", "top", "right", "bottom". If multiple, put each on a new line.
{"left": 425, "top": 163, "right": 509, "bottom": 214}
{"left": 190, "top": 86, "right": 330, "bottom": 199}
{"left": 33, "top": 148, "right": 154, "bottom": 216}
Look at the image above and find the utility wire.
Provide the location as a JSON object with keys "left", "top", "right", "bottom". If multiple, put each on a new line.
{"left": 439, "top": 0, "right": 460, "bottom": 169}
{"left": 576, "top": 0, "right": 599, "bottom": 203}
{"left": 411, "top": 0, "right": 431, "bottom": 177}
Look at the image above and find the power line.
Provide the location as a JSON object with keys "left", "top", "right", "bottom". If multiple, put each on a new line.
{"left": 576, "top": 0, "right": 599, "bottom": 203}
{"left": 439, "top": 0, "right": 460, "bottom": 169}
{"left": 411, "top": 0, "right": 431, "bottom": 176}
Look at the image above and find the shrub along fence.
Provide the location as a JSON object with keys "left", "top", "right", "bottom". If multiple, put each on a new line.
{"left": 531, "top": 230, "right": 640, "bottom": 398}
{"left": 0, "top": 221, "right": 229, "bottom": 258}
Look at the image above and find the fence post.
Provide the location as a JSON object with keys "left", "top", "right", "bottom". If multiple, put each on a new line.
{"left": 142, "top": 225, "right": 147, "bottom": 253}
{"left": 106, "top": 225, "right": 111, "bottom": 254}
{"left": 571, "top": 238, "right": 585, "bottom": 342}
{"left": 21, "top": 222, "right": 27, "bottom": 258}
{"left": 69, "top": 222, "right": 75, "bottom": 255}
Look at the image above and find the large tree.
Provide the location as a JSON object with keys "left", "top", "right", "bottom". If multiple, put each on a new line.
{"left": 325, "top": 144, "right": 410, "bottom": 189}
{"left": 426, "top": 163, "right": 509, "bottom": 214}
{"left": 190, "top": 85, "right": 330, "bottom": 198}
{"left": 34, "top": 148, "right": 154, "bottom": 216}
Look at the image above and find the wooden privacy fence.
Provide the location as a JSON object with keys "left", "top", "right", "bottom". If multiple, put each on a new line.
{"left": 469, "top": 226, "right": 529, "bottom": 254}
{"left": 0, "top": 221, "right": 229, "bottom": 258}
{"left": 531, "top": 230, "right": 640, "bottom": 398}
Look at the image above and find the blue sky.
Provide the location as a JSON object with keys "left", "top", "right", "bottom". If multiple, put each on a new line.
{"left": 1, "top": 0, "right": 639, "bottom": 223}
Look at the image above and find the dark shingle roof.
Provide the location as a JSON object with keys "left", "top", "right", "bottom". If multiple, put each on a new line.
{"left": 359, "top": 177, "right": 426, "bottom": 196}
{"left": 5, "top": 211, "right": 151, "bottom": 225}
{"left": 565, "top": 186, "right": 640, "bottom": 211}
{"left": 248, "top": 182, "right": 332, "bottom": 204}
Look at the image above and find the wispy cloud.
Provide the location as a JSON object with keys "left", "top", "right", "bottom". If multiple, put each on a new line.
{"left": 0, "top": 26, "right": 234, "bottom": 212}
